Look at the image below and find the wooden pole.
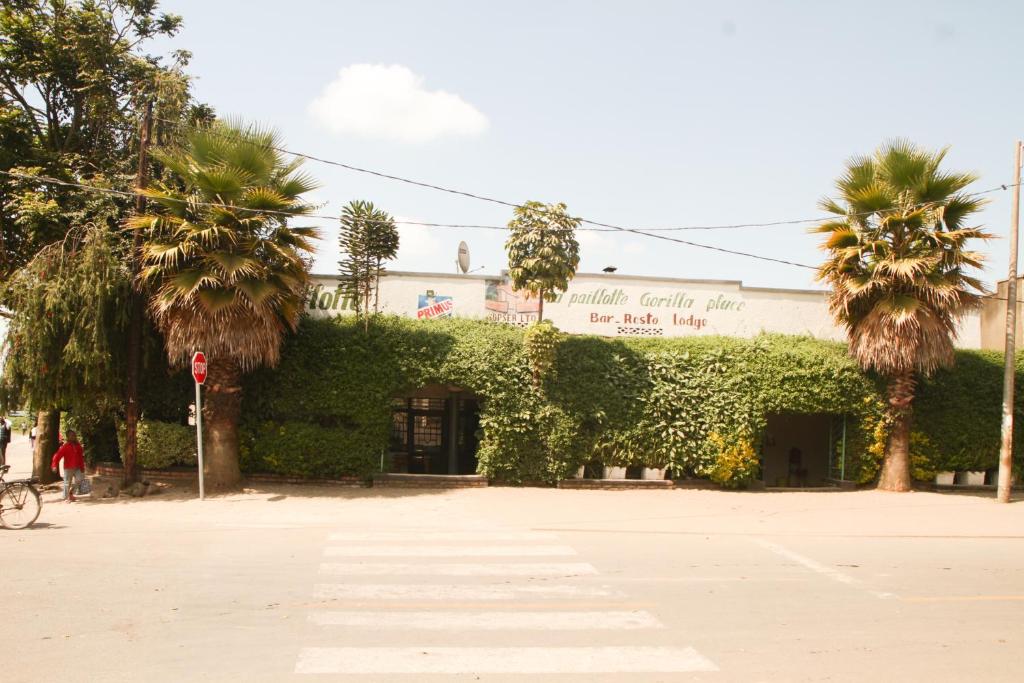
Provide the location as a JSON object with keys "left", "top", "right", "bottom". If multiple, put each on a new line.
{"left": 997, "top": 140, "right": 1022, "bottom": 503}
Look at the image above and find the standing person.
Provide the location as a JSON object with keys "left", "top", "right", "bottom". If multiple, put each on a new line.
{"left": 0, "top": 416, "right": 10, "bottom": 467}
{"left": 51, "top": 430, "right": 85, "bottom": 503}
{"left": 29, "top": 424, "right": 37, "bottom": 450}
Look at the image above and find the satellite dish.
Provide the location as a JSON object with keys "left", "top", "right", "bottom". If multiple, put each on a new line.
{"left": 457, "top": 241, "right": 470, "bottom": 273}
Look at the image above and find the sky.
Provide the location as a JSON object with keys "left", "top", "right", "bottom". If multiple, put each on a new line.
{"left": 150, "top": 0, "right": 1024, "bottom": 290}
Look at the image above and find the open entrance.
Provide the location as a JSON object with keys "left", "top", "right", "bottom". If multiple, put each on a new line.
{"left": 389, "top": 385, "right": 480, "bottom": 475}
{"left": 761, "top": 413, "right": 847, "bottom": 487}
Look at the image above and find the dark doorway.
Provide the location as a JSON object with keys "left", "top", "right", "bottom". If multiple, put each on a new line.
{"left": 761, "top": 413, "right": 835, "bottom": 487}
{"left": 456, "top": 398, "right": 480, "bottom": 474}
{"left": 390, "top": 386, "right": 480, "bottom": 475}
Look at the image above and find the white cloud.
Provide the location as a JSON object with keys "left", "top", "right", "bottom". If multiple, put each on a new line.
{"left": 308, "top": 64, "right": 489, "bottom": 143}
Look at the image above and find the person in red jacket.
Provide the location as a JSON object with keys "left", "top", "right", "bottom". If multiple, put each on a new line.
{"left": 51, "top": 430, "right": 85, "bottom": 503}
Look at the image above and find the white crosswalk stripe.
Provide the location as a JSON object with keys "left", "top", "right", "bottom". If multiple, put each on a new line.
{"left": 308, "top": 609, "right": 664, "bottom": 630}
{"left": 319, "top": 561, "right": 598, "bottom": 576}
{"left": 313, "top": 582, "right": 623, "bottom": 601}
{"left": 328, "top": 530, "right": 558, "bottom": 541}
{"left": 323, "top": 544, "right": 577, "bottom": 557}
{"left": 297, "top": 527, "right": 717, "bottom": 676}
{"left": 296, "top": 646, "right": 718, "bottom": 674}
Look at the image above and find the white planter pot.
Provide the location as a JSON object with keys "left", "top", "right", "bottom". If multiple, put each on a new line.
{"left": 642, "top": 468, "right": 665, "bottom": 480}
{"left": 603, "top": 466, "right": 627, "bottom": 480}
{"left": 964, "top": 471, "right": 986, "bottom": 486}
{"left": 574, "top": 466, "right": 585, "bottom": 479}
{"left": 934, "top": 471, "right": 955, "bottom": 486}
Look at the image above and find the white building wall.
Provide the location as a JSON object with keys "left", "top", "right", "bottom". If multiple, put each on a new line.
{"left": 305, "top": 271, "right": 981, "bottom": 348}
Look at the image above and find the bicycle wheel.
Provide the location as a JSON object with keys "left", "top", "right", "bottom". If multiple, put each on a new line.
{"left": 0, "top": 482, "right": 41, "bottom": 530}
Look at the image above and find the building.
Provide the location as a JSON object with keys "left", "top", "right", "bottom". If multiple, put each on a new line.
{"left": 306, "top": 270, "right": 983, "bottom": 347}
{"left": 306, "top": 270, "right": 983, "bottom": 484}
{"left": 980, "top": 278, "right": 1024, "bottom": 351}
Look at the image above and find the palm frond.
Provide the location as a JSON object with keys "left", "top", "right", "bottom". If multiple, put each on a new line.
{"left": 812, "top": 140, "right": 990, "bottom": 377}
{"left": 138, "top": 120, "right": 317, "bottom": 370}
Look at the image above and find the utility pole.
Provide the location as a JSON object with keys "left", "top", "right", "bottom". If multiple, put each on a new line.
{"left": 997, "top": 140, "right": 1022, "bottom": 504}
{"left": 123, "top": 100, "right": 153, "bottom": 487}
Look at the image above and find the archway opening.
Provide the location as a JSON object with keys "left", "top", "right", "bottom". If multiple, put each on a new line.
{"left": 389, "top": 384, "right": 480, "bottom": 475}
{"left": 761, "top": 413, "right": 847, "bottom": 487}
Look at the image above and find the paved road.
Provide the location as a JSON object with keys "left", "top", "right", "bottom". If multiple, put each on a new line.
{"left": 4, "top": 436, "right": 1024, "bottom": 682}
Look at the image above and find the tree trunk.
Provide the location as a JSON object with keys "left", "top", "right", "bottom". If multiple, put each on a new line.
{"left": 122, "top": 101, "right": 152, "bottom": 487}
{"left": 122, "top": 374, "right": 140, "bottom": 486}
{"left": 374, "top": 259, "right": 382, "bottom": 314}
{"left": 202, "top": 356, "right": 243, "bottom": 491}
{"left": 33, "top": 410, "right": 60, "bottom": 484}
{"left": 878, "top": 371, "right": 915, "bottom": 492}
{"left": 537, "top": 289, "right": 545, "bottom": 323}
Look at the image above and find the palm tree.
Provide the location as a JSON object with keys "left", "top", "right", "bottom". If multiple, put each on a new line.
{"left": 127, "top": 121, "right": 319, "bottom": 490}
{"left": 813, "top": 140, "right": 990, "bottom": 491}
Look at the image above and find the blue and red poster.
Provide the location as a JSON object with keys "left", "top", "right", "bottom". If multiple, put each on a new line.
{"left": 417, "top": 290, "right": 454, "bottom": 319}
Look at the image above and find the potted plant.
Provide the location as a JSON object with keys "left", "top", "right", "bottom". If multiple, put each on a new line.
{"left": 603, "top": 465, "right": 627, "bottom": 479}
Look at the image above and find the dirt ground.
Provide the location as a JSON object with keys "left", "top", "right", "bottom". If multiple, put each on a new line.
{"left": 4, "top": 435, "right": 1024, "bottom": 682}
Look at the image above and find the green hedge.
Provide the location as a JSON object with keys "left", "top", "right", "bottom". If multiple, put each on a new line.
{"left": 914, "top": 349, "right": 1024, "bottom": 473}
{"left": 116, "top": 419, "right": 196, "bottom": 469}
{"left": 235, "top": 315, "right": 1023, "bottom": 484}
{"left": 96, "top": 312, "right": 984, "bottom": 484}
{"left": 241, "top": 421, "right": 381, "bottom": 479}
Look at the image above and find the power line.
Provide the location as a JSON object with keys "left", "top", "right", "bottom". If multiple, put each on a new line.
{"left": 149, "top": 115, "right": 1020, "bottom": 233}
{"left": 6, "top": 167, "right": 1017, "bottom": 293}
{"left": 0, "top": 168, "right": 819, "bottom": 270}
{"left": 138, "top": 116, "right": 1021, "bottom": 272}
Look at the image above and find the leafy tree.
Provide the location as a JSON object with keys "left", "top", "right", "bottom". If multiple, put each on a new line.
{"left": 0, "top": 0, "right": 190, "bottom": 482}
{"left": 813, "top": 140, "right": 990, "bottom": 491}
{"left": 129, "top": 121, "right": 319, "bottom": 490}
{"left": 1, "top": 220, "right": 131, "bottom": 480}
{"left": 338, "top": 200, "right": 399, "bottom": 328}
{"left": 505, "top": 201, "right": 581, "bottom": 322}
{"left": 0, "top": 0, "right": 186, "bottom": 282}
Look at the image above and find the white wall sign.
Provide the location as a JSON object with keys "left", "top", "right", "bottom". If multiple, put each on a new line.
{"left": 304, "top": 271, "right": 981, "bottom": 347}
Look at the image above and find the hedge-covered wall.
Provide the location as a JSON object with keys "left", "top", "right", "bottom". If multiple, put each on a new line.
{"left": 234, "top": 315, "right": 1024, "bottom": 484}
{"left": 914, "top": 349, "right": 1017, "bottom": 473}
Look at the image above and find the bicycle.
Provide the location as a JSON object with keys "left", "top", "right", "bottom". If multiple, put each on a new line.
{"left": 0, "top": 464, "right": 41, "bottom": 529}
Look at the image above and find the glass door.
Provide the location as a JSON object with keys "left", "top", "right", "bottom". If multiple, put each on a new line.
{"left": 391, "top": 398, "right": 450, "bottom": 474}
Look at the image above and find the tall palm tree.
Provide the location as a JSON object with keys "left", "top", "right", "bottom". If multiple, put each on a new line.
{"left": 127, "top": 121, "right": 319, "bottom": 490}
{"left": 813, "top": 140, "right": 990, "bottom": 491}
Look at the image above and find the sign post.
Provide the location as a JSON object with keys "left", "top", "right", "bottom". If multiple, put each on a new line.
{"left": 191, "top": 352, "right": 207, "bottom": 500}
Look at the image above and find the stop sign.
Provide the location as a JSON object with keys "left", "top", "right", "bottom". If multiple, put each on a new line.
{"left": 191, "top": 352, "right": 208, "bottom": 385}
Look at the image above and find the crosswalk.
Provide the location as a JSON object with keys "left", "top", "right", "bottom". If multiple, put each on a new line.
{"left": 295, "top": 527, "right": 718, "bottom": 676}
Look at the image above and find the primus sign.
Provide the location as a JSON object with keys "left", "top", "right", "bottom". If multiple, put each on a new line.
{"left": 417, "top": 291, "right": 454, "bottom": 319}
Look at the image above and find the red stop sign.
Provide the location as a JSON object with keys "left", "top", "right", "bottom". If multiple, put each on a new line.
{"left": 191, "top": 352, "right": 208, "bottom": 385}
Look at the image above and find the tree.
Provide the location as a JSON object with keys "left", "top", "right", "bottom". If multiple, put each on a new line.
{"left": 1, "top": 220, "right": 132, "bottom": 483}
{"left": 0, "top": 0, "right": 185, "bottom": 282}
{"left": 813, "top": 140, "right": 990, "bottom": 491}
{"left": 338, "top": 200, "right": 399, "bottom": 328}
{"left": 129, "top": 121, "right": 319, "bottom": 490}
{"left": 0, "top": 0, "right": 190, "bottom": 483}
{"left": 505, "top": 201, "right": 581, "bottom": 322}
